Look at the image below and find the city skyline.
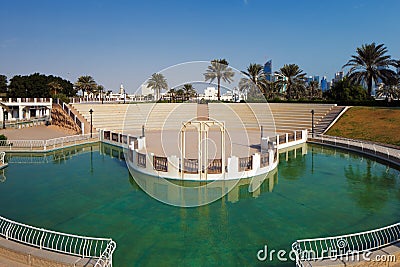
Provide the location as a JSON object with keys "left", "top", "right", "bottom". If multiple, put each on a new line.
{"left": 0, "top": 0, "right": 399, "bottom": 94}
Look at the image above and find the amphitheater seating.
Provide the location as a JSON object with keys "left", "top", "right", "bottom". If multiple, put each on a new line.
{"left": 72, "top": 102, "right": 336, "bottom": 136}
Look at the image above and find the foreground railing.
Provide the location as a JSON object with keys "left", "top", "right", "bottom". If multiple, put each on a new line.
{"left": 292, "top": 222, "right": 400, "bottom": 266}
{"left": 0, "top": 215, "right": 115, "bottom": 265}
{"left": 0, "top": 133, "right": 99, "bottom": 151}
{"left": 94, "top": 240, "right": 117, "bottom": 267}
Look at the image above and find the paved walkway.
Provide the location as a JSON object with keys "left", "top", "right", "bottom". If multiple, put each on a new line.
{"left": 0, "top": 125, "right": 74, "bottom": 140}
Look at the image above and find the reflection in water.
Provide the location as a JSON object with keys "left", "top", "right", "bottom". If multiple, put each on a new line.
{"left": 128, "top": 167, "right": 278, "bottom": 205}
{"left": 0, "top": 170, "right": 5, "bottom": 182}
{"left": 344, "top": 160, "right": 397, "bottom": 211}
{"left": 6, "top": 145, "right": 99, "bottom": 164}
{"left": 278, "top": 144, "right": 308, "bottom": 181}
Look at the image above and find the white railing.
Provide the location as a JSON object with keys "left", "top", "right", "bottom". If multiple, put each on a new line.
{"left": 0, "top": 133, "right": 99, "bottom": 151}
{"left": 4, "top": 117, "right": 49, "bottom": 129}
{"left": 0, "top": 152, "right": 5, "bottom": 164}
{"left": 309, "top": 134, "right": 400, "bottom": 165}
{"left": 57, "top": 99, "right": 85, "bottom": 134}
{"left": 94, "top": 240, "right": 117, "bottom": 267}
{"left": 292, "top": 222, "right": 400, "bottom": 266}
{"left": 0, "top": 215, "right": 115, "bottom": 264}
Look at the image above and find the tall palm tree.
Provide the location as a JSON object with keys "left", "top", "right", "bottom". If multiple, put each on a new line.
{"left": 147, "top": 73, "right": 168, "bottom": 101}
{"left": 343, "top": 43, "right": 397, "bottom": 95}
{"left": 275, "top": 64, "right": 306, "bottom": 100}
{"left": 74, "top": 76, "right": 97, "bottom": 98}
{"left": 204, "top": 59, "right": 235, "bottom": 101}
{"left": 240, "top": 63, "right": 267, "bottom": 96}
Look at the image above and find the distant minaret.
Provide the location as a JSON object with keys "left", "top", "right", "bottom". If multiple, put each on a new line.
{"left": 119, "top": 84, "right": 125, "bottom": 95}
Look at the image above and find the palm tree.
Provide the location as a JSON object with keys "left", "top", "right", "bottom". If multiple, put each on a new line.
{"left": 308, "top": 80, "right": 319, "bottom": 99}
{"left": 343, "top": 43, "right": 397, "bottom": 95}
{"left": 48, "top": 81, "right": 63, "bottom": 96}
{"left": 204, "top": 59, "right": 235, "bottom": 101}
{"left": 167, "top": 88, "right": 176, "bottom": 102}
{"left": 239, "top": 63, "right": 268, "bottom": 97}
{"left": 74, "top": 76, "right": 97, "bottom": 98}
{"left": 182, "top": 84, "right": 196, "bottom": 101}
{"left": 176, "top": 88, "right": 184, "bottom": 102}
{"left": 97, "top": 85, "right": 105, "bottom": 103}
{"left": 376, "top": 76, "right": 400, "bottom": 103}
{"left": 147, "top": 73, "right": 168, "bottom": 101}
{"left": 275, "top": 64, "right": 306, "bottom": 100}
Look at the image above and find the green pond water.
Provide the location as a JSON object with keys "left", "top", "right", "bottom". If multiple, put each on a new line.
{"left": 0, "top": 143, "right": 399, "bottom": 266}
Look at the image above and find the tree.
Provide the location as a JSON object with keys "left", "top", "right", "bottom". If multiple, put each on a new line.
{"left": 204, "top": 59, "right": 235, "bottom": 101}
{"left": 97, "top": 85, "right": 105, "bottom": 103}
{"left": 167, "top": 88, "right": 176, "bottom": 102}
{"left": 324, "top": 77, "right": 369, "bottom": 102}
{"left": 375, "top": 76, "right": 400, "bottom": 103}
{"left": 275, "top": 64, "right": 306, "bottom": 100}
{"left": 182, "top": 84, "right": 196, "bottom": 101}
{"left": 0, "top": 75, "right": 7, "bottom": 94}
{"left": 147, "top": 73, "right": 168, "bottom": 101}
{"left": 74, "top": 76, "right": 97, "bottom": 97}
{"left": 308, "top": 80, "right": 320, "bottom": 99}
{"left": 239, "top": 63, "right": 268, "bottom": 99}
{"left": 176, "top": 89, "right": 184, "bottom": 102}
{"left": 343, "top": 43, "right": 397, "bottom": 96}
{"left": 48, "top": 81, "right": 63, "bottom": 96}
{"left": 8, "top": 73, "right": 74, "bottom": 97}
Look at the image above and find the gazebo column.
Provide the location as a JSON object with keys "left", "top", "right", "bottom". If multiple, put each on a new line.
{"left": 221, "top": 125, "right": 225, "bottom": 177}
{"left": 181, "top": 126, "right": 185, "bottom": 179}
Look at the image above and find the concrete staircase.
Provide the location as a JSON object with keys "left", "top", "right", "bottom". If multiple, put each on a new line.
{"left": 197, "top": 104, "right": 209, "bottom": 121}
{"left": 314, "top": 106, "right": 346, "bottom": 134}
{"left": 51, "top": 104, "right": 80, "bottom": 134}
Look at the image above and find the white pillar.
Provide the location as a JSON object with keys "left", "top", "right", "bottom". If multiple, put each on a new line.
{"left": 18, "top": 106, "right": 24, "bottom": 120}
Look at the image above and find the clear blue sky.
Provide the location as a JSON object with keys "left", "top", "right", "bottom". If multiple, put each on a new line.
{"left": 0, "top": 0, "right": 399, "bottom": 94}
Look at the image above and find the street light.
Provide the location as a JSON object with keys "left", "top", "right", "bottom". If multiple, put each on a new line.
{"left": 2, "top": 108, "right": 5, "bottom": 129}
{"left": 89, "top": 109, "right": 93, "bottom": 138}
{"left": 310, "top": 109, "right": 315, "bottom": 138}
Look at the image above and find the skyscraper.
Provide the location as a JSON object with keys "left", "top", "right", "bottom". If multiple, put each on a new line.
{"left": 264, "top": 60, "right": 272, "bottom": 81}
{"left": 321, "top": 76, "right": 328, "bottom": 91}
{"left": 334, "top": 71, "right": 344, "bottom": 82}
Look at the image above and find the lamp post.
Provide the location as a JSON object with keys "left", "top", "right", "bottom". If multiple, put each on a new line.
{"left": 310, "top": 109, "right": 315, "bottom": 138}
{"left": 89, "top": 109, "right": 93, "bottom": 138}
{"left": 2, "top": 108, "right": 5, "bottom": 129}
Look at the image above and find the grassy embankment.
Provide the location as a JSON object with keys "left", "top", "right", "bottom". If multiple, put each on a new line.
{"left": 326, "top": 106, "right": 400, "bottom": 146}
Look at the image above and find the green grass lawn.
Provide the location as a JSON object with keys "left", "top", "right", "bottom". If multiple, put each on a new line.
{"left": 326, "top": 106, "right": 400, "bottom": 146}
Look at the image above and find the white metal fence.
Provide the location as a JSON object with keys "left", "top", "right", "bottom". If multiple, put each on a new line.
{"left": 292, "top": 222, "right": 400, "bottom": 266}
{"left": 309, "top": 134, "right": 400, "bottom": 165}
{"left": 0, "top": 215, "right": 115, "bottom": 265}
{"left": 57, "top": 99, "right": 85, "bottom": 134}
{"left": 0, "top": 133, "right": 99, "bottom": 151}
